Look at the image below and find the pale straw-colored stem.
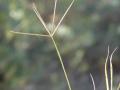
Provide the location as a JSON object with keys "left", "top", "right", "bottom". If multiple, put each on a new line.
{"left": 51, "top": 36, "right": 72, "bottom": 90}
{"left": 105, "top": 46, "right": 110, "bottom": 90}
{"left": 109, "top": 47, "right": 118, "bottom": 90}
{"left": 52, "top": 0, "right": 75, "bottom": 36}
{"left": 52, "top": 0, "right": 58, "bottom": 30}
{"left": 10, "top": 31, "right": 50, "bottom": 37}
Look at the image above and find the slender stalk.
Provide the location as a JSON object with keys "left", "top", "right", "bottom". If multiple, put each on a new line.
{"left": 10, "top": 31, "right": 50, "bottom": 37}
{"left": 109, "top": 47, "right": 118, "bottom": 90}
{"left": 105, "top": 46, "right": 110, "bottom": 90}
{"left": 51, "top": 36, "right": 72, "bottom": 90}
{"left": 52, "top": 0, "right": 58, "bottom": 30}
{"left": 105, "top": 46, "right": 118, "bottom": 90}
{"left": 110, "top": 59, "right": 113, "bottom": 90}
{"left": 90, "top": 73, "right": 96, "bottom": 90}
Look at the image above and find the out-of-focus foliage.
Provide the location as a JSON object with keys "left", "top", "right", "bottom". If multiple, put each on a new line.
{"left": 0, "top": 0, "right": 120, "bottom": 90}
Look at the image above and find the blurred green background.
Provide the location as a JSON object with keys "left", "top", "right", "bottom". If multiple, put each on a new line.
{"left": 0, "top": 0, "right": 120, "bottom": 90}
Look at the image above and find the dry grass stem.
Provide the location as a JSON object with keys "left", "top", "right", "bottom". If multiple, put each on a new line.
{"left": 51, "top": 36, "right": 72, "bottom": 90}
{"left": 109, "top": 47, "right": 118, "bottom": 90}
{"left": 105, "top": 46, "right": 110, "bottom": 90}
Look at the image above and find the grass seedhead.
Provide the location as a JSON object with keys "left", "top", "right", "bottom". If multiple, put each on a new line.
{"left": 10, "top": 1, "right": 120, "bottom": 90}
{"left": 10, "top": 0, "right": 75, "bottom": 90}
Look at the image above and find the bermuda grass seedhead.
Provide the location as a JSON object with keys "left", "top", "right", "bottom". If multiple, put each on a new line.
{"left": 10, "top": 0, "right": 120, "bottom": 90}
{"left": 10, "top": 0, "right": 75, "bottom": 90}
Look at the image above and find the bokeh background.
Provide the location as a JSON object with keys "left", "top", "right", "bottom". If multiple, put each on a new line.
{"left": 0, "top": 0, "right": 120, "bottom": 90}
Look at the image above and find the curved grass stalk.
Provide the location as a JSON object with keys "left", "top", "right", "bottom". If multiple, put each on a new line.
{"left": 109, "top": 47, "right": 118, "bottom": 90}
{"left": 90, "top": 73, "right": 96, "bottom": 90}
{"left": 105, "top": 46, "right": 110, "bottom": 90}
{"left": 105, "top": 46, "right": 118, "bottom": 90}
{"left": 90, "top": 47, "right": 118, "bottom": 90}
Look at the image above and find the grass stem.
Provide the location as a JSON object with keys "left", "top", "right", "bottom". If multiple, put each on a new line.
{"left": 51, "top": 36, "right": 72, "bottom": 90}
